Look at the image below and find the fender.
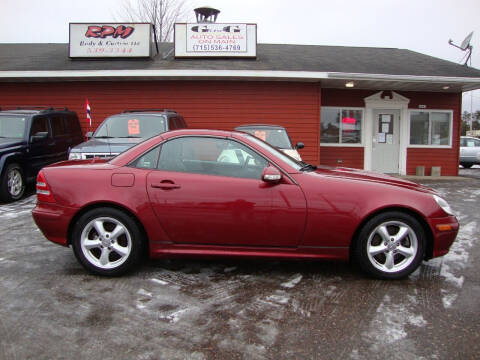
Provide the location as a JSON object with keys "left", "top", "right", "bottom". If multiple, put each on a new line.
{"left": 0, "top": 152, "right": 24, "bottom": 176}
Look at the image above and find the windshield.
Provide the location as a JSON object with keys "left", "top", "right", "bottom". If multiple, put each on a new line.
{"left": 94, "top": 114, "right": 167, "bottom": 138}
{"left": 237, "top": 127, "right": 293, "bottom": 149}
{"left": 238, "top": 133, "right": 303, "bottom": 171}
{"left": 0, "top": 115, "right": 27, "bottom": 139}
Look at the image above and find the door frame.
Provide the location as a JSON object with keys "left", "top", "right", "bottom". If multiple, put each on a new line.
{"left": 364, "top": 91, "right": 410, "bottom": 175}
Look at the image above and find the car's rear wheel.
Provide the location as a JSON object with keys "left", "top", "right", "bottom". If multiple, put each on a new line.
{"left": 0, "top": 163, "right": 25, "bottom": 203}
{"left": 354, "top": 211, "right": 425, "bottom": 279}
{"left": 72, "top": 207, "right": 144, "bottom": 276}
{"left": 460, "top": 163, "right": 473, "bottom": 169}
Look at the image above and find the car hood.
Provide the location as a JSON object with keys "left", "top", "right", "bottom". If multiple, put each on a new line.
{"left": 312, "top": 166, "right": 436, "bottom": 194}
{"left": 70, "top": 137, "right": 143, "bottom": 154}
{"left": 0, "top": 138, "right": 24, "bottom": 150}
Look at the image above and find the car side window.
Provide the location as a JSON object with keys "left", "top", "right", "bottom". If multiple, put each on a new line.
{"left": 51, "top": 116, "right": 67, "bottom": 137}
{"left": 157, "top": 137, "right": 268, "bottom": 179}
{"left": 30, "top": 117, "right": 50, "bottom": 137}
{"left": 131, "top": 146, "right": 160, "bottom": 169}
{"left": 168, "top": 117, "right": 177, "bottom": 130}
{"left": 177, "top": 117, "right": 186, "bottom": 128}
{"left": 67, "top": 115, "right": 82, "bottom": 136}
{"left": 465, "top": 139, "right": 479, "bottom": 147}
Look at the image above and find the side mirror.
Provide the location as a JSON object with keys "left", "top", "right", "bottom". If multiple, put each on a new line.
{"left": 30, "top": 132, "right": 48, "bottom": 142}
{"left": 262, "top": 165, "right": 282, "bottom": 183}
{"left": 85, "top": 131, "right": 93, "bottom": 140}
{"left": 295, "top": 142, "right": 305, "bottom": 150}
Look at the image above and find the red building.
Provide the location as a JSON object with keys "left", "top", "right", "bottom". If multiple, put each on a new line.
{"left": 1, "top": 42, "right": 479, "bottom": 175}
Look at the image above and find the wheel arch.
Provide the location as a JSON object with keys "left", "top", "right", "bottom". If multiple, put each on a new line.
{"left": 349, "top": 206, "right": 434, "bottom": 261}
{"left": 0, "top": 153, "right": 25, "bottom": 177}
{"left": 67, "top": 202, "right": 150, "bottom": 256}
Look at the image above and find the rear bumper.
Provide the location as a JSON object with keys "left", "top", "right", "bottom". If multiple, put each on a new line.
{"left": 32, "top": 203, "right": 78, "bottom": 247}
{"left": 428, "top": 215, "right": 459, "bottom": 258}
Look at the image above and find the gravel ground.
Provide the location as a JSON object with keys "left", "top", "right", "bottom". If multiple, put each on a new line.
{"left": 0, "top": 174, "right": 479, "bottom": 360}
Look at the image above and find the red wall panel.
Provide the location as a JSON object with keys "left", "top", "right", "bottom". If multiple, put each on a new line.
{"left": 0, "top": 81, "right": 321, "bottom": 164}
{"left": 402, "top": 91, "right": 462, "bottom": 176}
{"left": 319, "top": 147, "right": 364, "bottom": 168}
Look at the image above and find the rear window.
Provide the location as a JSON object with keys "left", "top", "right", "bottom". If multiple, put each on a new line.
{"left": 0, "top": 115, "right": 27, "bottom": 139}
{"left": 95, "top": 114, "right": 167, "bottom": 138}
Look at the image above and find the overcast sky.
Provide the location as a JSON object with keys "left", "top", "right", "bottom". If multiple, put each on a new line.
{"left": 2, "top": 0, "right": 479, "bottom": 112}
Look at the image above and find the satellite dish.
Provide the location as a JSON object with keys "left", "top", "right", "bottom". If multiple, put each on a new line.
{"left": 448, "top": 31, "right": 474, "bottom": 65}
{"left": 460, "top": 31, "right": 474, "bottom": 50}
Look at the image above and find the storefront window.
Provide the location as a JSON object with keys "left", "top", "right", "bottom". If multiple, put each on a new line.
{"left": 431, "top": 112, "right": 450, "bottom": 145}
{"left": 321, "top": 107, "right": 362, "bottom": 144}
{"left": 320, "top": 108, "right": 340, "bottom": 143}
{"left": 409, "top": 111, "right": 452, "bottom": 146}
{"left": 410, "top": 112, "right": 429, "bottom": 145}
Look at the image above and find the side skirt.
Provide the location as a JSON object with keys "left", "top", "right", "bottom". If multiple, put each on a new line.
{"left": 149, "top": 244, "right": 349, "bottom": 261}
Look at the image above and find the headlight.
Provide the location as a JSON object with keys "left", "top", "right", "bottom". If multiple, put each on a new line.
{"left": 68, "top": 152, "right": 82, "bottom": 160}
{"left": 433, "top": 195, "right": 454, "bottom": 216}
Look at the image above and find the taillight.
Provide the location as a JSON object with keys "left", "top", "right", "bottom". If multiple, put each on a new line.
{"left": 36, "top": 171, "right": 56, "bottom": 203}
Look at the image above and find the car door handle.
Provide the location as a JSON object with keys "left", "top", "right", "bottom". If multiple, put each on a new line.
{"left": 151, "top": 181, "right": 181, "bottom": 190}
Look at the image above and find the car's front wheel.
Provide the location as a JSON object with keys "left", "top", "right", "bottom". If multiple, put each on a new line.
{"left": 0, "top": 163, "right": 25, "bottom": 203}
{"left": 460, "top": 163, "right": 473, "bottom": 169}
{"left": 354, "top": 211, "right": 426, "bottom": 279}
{"left": 72, "top": 207, "right": 144, "bottom": 276}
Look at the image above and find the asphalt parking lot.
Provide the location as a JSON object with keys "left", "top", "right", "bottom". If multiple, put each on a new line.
{"left": 0, "top": 170, "right": 479, "bottom": 360}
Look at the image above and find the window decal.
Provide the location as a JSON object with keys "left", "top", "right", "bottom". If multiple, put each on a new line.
{"left": 128, "top": 119, "right": 140, "bottom": 135}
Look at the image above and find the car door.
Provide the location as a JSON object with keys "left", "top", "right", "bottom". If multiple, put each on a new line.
{"left": 50, "top": 114, "right": 69, "bottom": 162}
{"left": 143, "top": 135, "right": 306, "bottom": 247}
{"left": 28, "top": 115, "right": 56, "bottom": 173}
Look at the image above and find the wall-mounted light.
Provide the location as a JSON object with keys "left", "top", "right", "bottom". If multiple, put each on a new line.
{"left": 442, "top": 86, "right": 450, "bottom": 90}
{"left": 345, "top": 81, "right": 354, "bottom": 88}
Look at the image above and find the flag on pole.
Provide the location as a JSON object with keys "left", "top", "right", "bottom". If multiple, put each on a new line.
{"left": 86, "top": 99, "right": 92, "bottom": 127}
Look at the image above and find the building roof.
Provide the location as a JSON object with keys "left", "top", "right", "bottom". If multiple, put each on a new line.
{"left": 1, "top": 43, "right": 480, "bottom": 92}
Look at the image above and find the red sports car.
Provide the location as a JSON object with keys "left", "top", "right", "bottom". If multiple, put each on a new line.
{"left": 32, "top": 129, "right": 459, "bottom": 279}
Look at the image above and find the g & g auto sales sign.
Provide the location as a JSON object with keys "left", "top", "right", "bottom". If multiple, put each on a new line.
{"left": 174, "top": 23, "right": 257, "bottom": 58}
{"left": 187, "top": 24, "right": 247, "bottom": 53}
{"left": 69, "top": 23, "right": 153, "bottom": 58}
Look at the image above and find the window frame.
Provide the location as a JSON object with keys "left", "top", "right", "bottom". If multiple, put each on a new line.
{"left": 320, "top": 106, "right": 365, "bottom": 147}
{"left": 129, "top": 135, "right": 272, "bottom": 180}
{"left": 408, "top": 109, "right": 453, "bottom": 148}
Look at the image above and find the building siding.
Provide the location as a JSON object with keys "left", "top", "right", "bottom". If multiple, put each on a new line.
{"left": 318, "top": 147, "right": 365, "bottom": 168}
{"left": 0, "top": 81, "right": 322, "bottom": 164}
{"left": 0, "top": 82, "right": 462, "bottom": 174}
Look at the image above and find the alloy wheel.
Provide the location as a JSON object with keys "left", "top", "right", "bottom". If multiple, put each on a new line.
{"left": 366, "top": 220, "right": 418, "bottom": 273}
{"left": 80, "top": 217, "right": 132, "bottom": 270}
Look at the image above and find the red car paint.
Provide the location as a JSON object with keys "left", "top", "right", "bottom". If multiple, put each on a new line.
{"left": 32, "top": 129, "right": 458, "bottom": 263}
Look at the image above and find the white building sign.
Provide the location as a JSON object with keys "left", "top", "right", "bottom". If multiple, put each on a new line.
{"left": 175, "top": 23, "right": 257, "bottom": 58}
{"left": 69, "top": 23, "right": 153, "bottom": 58}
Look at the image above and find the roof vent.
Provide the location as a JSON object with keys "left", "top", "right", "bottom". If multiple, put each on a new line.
{"left": 194, "top": 6, "right": 220, "bottom": 23}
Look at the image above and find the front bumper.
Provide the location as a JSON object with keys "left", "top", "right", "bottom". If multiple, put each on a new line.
{"left": 428, "top": 215, "right": 459, "bottom": 258}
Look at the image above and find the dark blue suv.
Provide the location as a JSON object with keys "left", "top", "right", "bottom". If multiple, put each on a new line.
{"left": 0, "top": 107, "right": 83, "bottom": 202}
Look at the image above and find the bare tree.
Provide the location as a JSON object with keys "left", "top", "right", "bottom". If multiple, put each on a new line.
{"left": 118, "top": 0, "right": 190, "bottom": 42}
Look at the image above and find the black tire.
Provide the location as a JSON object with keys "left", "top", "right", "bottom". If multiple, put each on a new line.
{"left": 461, "top": 163, "right": 473, "bottom": 169}
{"left": 71, "top": 207, "right": 144, "bottom": 276}
{"left": 0, "top": 163, "right": 25, "bottom": 203}
{"left": 354, "top": 211, "right": 426, "bottom": 280}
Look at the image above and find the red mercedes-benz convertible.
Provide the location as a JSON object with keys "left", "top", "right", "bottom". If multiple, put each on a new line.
{"left": 32, "top": 129, "right": 459, "bottom": 279}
